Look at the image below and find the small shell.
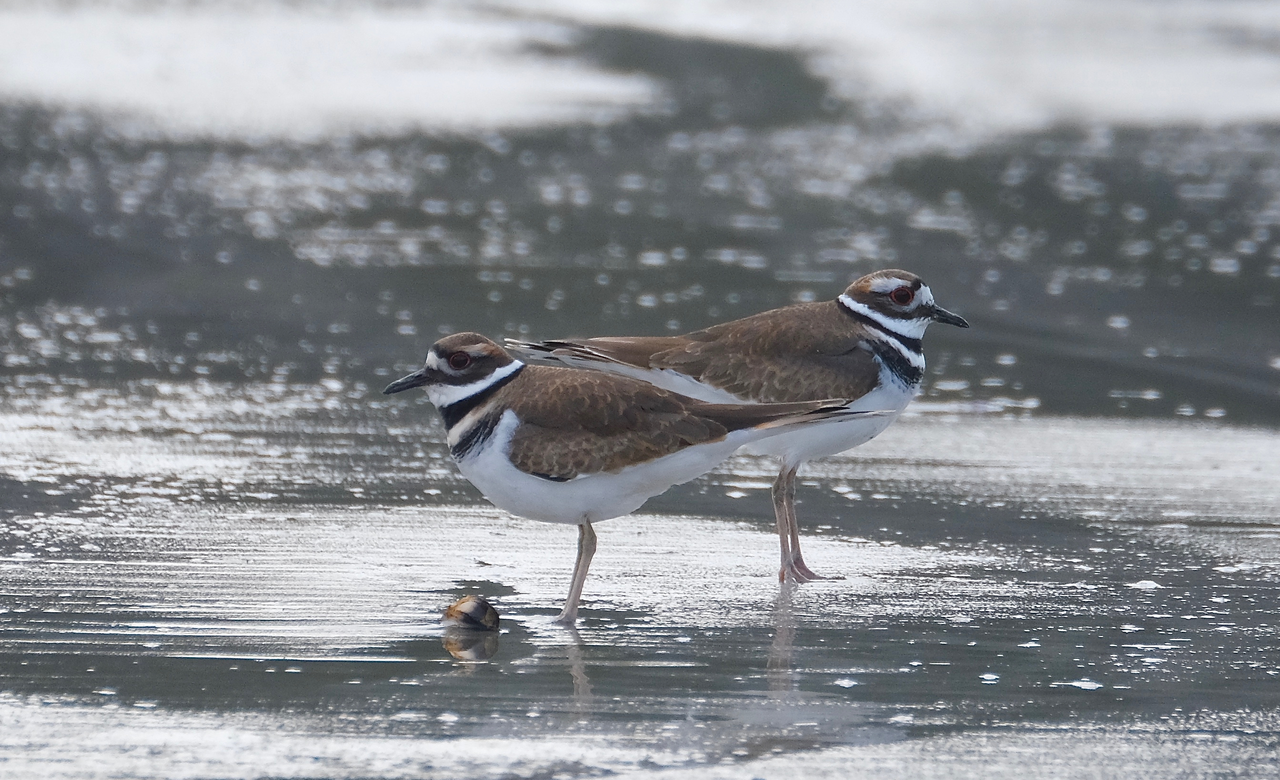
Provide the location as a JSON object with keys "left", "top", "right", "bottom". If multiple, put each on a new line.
{"left": 443, "top": 595, "right": 500, "bottom": 631}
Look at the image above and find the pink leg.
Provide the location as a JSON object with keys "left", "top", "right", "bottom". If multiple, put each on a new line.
{"left": 773, "top": 464, "right": 843, "bottom": 583}
{"left": 554, "top": 522, "right": 597, "bottom": 625}
{"left": 772, "top": 467, "right": 795, "bottom": 582}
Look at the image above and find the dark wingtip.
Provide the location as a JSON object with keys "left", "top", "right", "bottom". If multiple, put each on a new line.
{"left": 506, "top": 338, "right": 565, "bottom": 354}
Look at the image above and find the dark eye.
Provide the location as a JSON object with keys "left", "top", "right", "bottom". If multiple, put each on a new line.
{"left": 448, "top": 352, "right": 472, "bottom": 370}
{"left": 889, "top": 286, "right": 915, "bottom": 306}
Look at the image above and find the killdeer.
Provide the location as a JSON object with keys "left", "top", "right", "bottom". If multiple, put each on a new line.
{"left": 383, "top": 332, "right": 886, "bottom": 624}
{"left": 507, "top": 269, "right": 969, "bottom": 583}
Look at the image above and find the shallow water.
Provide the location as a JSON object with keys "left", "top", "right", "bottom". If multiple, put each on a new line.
{"left": 2, "top": 388, "right": 1279, "bottom": 777}
{"left": 1, "top": 2, "right": 1279, "bottom": 777}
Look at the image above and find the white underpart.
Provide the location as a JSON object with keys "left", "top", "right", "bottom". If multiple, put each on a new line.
{"left": 456, "top": 410, "right": 776, "bottom": 524}
{"left": 837, "top": 293, "right": 932, "bottom": 340}
{"left": 740, "top": 381, "right": 914, "bottom": 464}
{"left": 425, "top": 360, "right": 524, "bottom": 409}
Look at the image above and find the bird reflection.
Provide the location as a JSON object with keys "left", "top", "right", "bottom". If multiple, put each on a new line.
{"left": 767, "top": 583, "right": 798, "bottom": 695}
{"left": 562, "top": 626, "right": 593, "bottom": 705}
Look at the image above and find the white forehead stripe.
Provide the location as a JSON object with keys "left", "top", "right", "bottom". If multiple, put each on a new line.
{"left": 866, "top": 278, "right": 936, "bottom": 308}
{"left": 868, "top": 276, "right": 913, "bottom": 293}
{"left": 425, "top": 359, "right": 524, "bottom": 408}
{"left": 838, "top": 294, "right": 931, "bottom": 340}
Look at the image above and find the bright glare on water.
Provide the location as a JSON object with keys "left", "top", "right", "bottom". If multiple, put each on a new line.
{"left": 1, "top": 1, "right": 1279, "bottom": 778}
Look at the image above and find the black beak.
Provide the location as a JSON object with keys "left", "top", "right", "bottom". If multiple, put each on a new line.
{"left": 383, "top": 368, "right": 430, "bottom": 395}
{"left": 931, "top": 305, "right": 970, "bottom": 328}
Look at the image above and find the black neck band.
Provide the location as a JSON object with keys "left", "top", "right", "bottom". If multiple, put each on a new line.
{"left": 868, "top": 341, "right": 923, "bottom": 387}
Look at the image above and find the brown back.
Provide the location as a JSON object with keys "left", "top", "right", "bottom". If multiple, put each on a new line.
{"left": 549, "top": 300, "right": 883, "bottom": 403}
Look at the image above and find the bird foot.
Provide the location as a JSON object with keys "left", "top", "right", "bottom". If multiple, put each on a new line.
{"left": 779, "top": 558, "right": 844, "bottom": 583}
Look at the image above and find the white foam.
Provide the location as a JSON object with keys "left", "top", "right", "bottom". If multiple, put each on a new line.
{"left": 0, "top": 5, "right": 659, "bottom": 141}
{"left": 6, "top": 2, "right": 1279, "bottom": 142}
{"left": 498, "top": 0, "right": 1280, "bottom": 133}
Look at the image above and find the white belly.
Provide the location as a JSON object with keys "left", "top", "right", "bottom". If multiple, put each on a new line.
{"left": 740, "top": 381, "right": 915, "bottom": 464}
{"left": 456, "top": 410, "right": 761, "bottom": 525}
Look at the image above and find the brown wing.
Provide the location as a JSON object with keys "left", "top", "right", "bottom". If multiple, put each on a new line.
{"left": 496, "top": 366, "right": 849, "bottom": 480}
{"left": 498, "top": 366, "right": 729, "bottom": 480}
{"left": 538, "top": 301, "right": 883, "bottom": 403}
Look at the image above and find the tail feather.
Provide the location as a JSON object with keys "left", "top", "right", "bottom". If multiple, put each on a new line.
{"left": 753, "top": 407, "right": 891, "bottom": 432}
{"left": 503, "top": 338, "right": 554, "bottom": 355}
{"left": 697, "top": 399, "right": 889, "bottom": 433}
{"left": 504, "top": 338, "right": 625, "bottom": 366}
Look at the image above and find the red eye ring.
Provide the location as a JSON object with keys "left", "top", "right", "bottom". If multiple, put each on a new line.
{"left": 889, "top": 286, "right": 915, "bottom": 306}
{"left": 448, "top": 352, "right": 472, "bottom": 370}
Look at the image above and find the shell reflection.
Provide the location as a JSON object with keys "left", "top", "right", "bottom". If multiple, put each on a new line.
{"left": 442, "top": 628, "right": 500, "bottom": 662}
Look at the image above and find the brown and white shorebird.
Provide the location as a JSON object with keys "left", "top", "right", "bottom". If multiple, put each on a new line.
{"left": 383, "top": 332, "right": 886, "bottom": 624}
{"left": 508, "top": 269, "right": 969, "bottom": 583}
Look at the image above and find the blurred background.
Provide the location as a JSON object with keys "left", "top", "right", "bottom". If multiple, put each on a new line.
{"left": 1, "top": 0, "right": 1277, "bottom": 422}
{"left": 3, "top": 3, "right": 1280, "bottom": 778}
